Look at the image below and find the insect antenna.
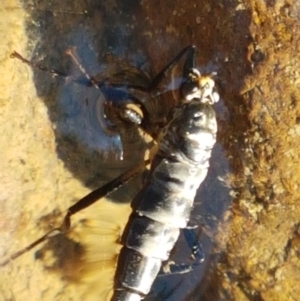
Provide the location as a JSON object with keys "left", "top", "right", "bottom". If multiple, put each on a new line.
{"left": 10, "top": 51, "right": 91, "bottom": 86}
{"left": 65, "top": 47, "right": 104, "bottom": 90}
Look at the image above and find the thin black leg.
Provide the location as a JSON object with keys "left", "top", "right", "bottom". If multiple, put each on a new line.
{"left": 0, "top": 160, "right": 149, "bottom": 267}
{"left": 183, "top": 227, "right": 205, "bottom": 263}
{"left": 11, "top": 46, "right": 197, "bottom": 132}
{"left": 147, "top": 45, "right": 196, "bottom": 92}
{"left": 182, "top": 45, "right": 196, "bottom": 78}
{"left": 159, "top": 227, "right": 204, "bottom": 276}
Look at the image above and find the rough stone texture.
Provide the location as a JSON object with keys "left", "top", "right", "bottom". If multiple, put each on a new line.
{"left": 209, "top": 1, "right": 300, "bottom": 301}
{"left": 1, "top": 0, "right": 299, "bottom": 301}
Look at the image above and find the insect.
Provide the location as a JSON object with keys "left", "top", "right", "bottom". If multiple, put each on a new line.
{"left": 1, "top": 45, "right": 219, "bottom": 301}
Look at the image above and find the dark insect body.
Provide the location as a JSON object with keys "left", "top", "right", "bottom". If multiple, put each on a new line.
{"left": 2, "top": 46, "right": 219, "bottom": 301}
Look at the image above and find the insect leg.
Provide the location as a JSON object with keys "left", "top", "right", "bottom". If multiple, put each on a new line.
{"left": 11, "top": 50, "right": 154, "bottom": 141}
{"left": 0, "top": 160, "right": 149, "bottom": 267}
{"left": 60, "top": 159, "right": 149, "bottom": 231}
{"left": 182, "top": 227, "right": 205, "bottom": 263}
{"left": 64, "top": 48, "right": 155, "bottom": 138}
{"left": 10, "top": 50, "right": 148, "bottom": 97}
{"left": 65, "top": 45, "right": 197, "bottom": 93}
{"left": 159, "top": 228, "right": 204, "bottom": 276}
{"left": 147, "top": 45, "right": 196, "bottom": 92}
{"left": 182, "top": 45, "right": 196, "bottom": 77}
{"left": 114, "top": 45, "right": 197, "bottom": 138}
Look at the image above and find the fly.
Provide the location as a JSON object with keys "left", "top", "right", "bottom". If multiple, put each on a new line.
{"left": 1, "top": 45, "right": 219, "bottom": 301}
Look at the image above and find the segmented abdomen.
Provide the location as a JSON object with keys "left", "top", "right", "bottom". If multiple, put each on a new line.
{"left": 111, "top": 101, "right": 217, "bottom": 301}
